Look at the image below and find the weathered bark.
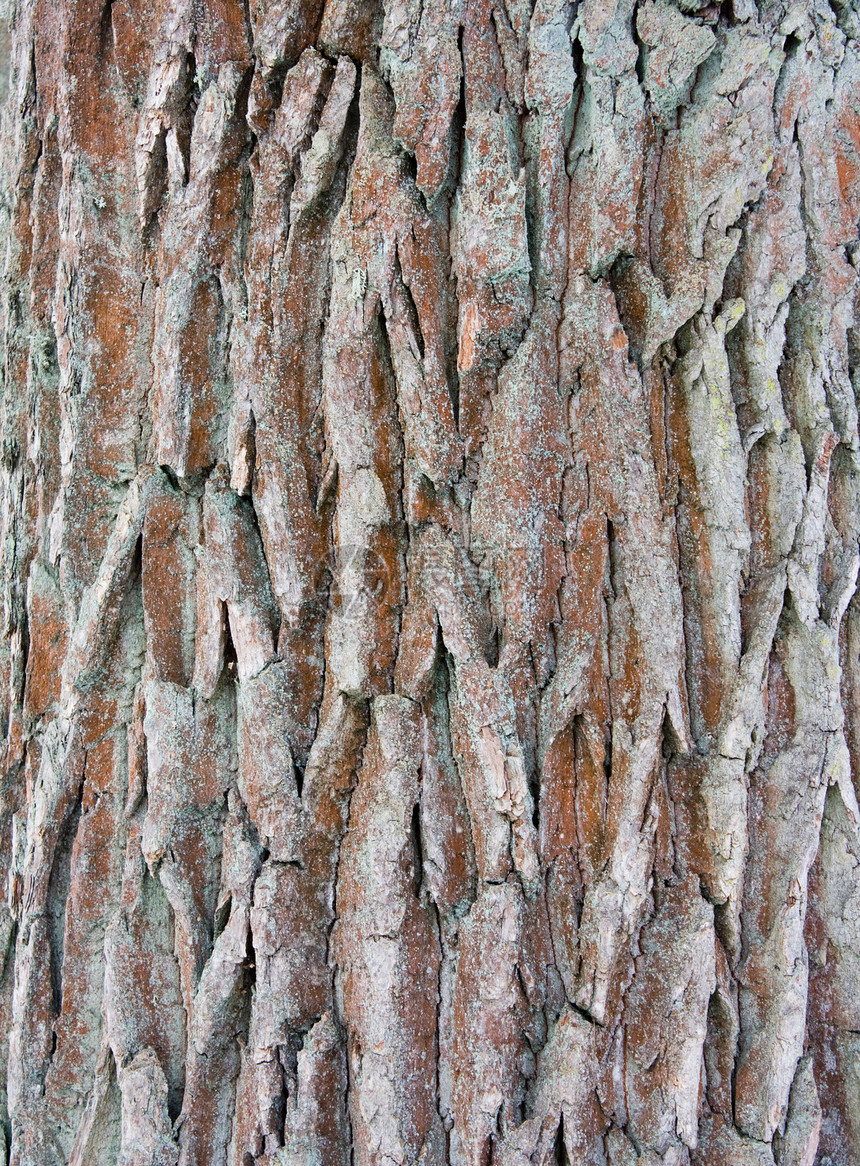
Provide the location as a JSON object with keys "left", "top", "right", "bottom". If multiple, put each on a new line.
{"left": 0, "top": 0, "right": 859, "bottom": 1162}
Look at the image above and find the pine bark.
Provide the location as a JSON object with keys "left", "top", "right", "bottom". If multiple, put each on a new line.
{"left": 0, "top": 0, "right": 859, "bottom": 1162}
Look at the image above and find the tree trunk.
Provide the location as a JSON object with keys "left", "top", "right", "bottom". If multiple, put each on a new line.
{"left": 0, "top": 0, "right": 859, "bottom": 1163}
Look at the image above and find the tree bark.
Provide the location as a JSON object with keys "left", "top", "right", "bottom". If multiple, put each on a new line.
{"left": 0, "top": 0, "right": 859, "bottom": 1163}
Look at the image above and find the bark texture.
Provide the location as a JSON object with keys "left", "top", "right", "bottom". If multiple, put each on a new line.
{"left": 0, "top": 0, "right": 859, "bottom": 1162}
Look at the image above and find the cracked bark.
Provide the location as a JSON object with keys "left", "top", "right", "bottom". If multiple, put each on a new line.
{"left": 0, "top": 0, "right": 859, "bottom": 1163}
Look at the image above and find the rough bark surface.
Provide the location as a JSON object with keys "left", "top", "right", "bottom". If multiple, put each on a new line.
{"left": 0, "top": 0, "right": 859, "bottom": 1162}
